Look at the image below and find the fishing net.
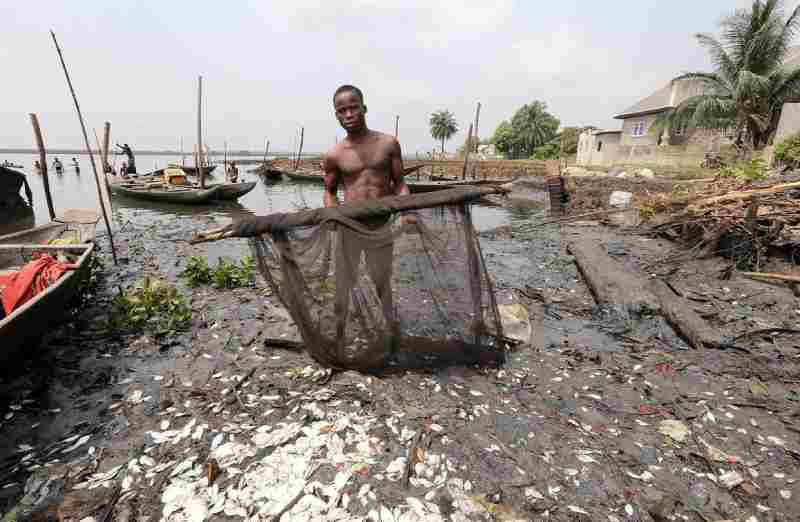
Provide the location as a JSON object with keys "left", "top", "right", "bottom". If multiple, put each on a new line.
{"left": 216, "top": 188, "right": 507, "bottom": 372}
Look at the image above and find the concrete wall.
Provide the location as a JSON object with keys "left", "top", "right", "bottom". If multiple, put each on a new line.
{"left": 277, "top": 158, "right": 548, "bottom": 179}
{"left": 774, "top": 102, "right": 800, "bottom": 145}
{"left": 577, "top": 131, "right": 622, "bottom": 166}
{"left": 578, "top": 142, "right": 741, "bottom": 168}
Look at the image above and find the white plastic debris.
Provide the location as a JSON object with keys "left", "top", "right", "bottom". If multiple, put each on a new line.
{"left": 658, "top": 419, "right": 690, "bottom": 442}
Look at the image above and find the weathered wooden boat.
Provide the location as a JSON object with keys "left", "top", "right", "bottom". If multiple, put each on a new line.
{"left": 209, "top": 181, "right": 257, "bottom": 201}
{"left": 284, "top": 169, "right": 326, "bottom": 182}
{"left": 1, "top": 161, "right": 24, "bottom": 169}
{"left": 0, "top": 210, "right": 98, "bottom": 366}
{"left": 248, "top": 164, "right": 284, "bottom": 180}
{"left": 1, "top": 166, "right": 34, "bottom": 235}
{"left": 109, "top": 180, "right": 223, "bottom": 204}
{"left": 180, "top": 165, "right": 217, "bottom": 177}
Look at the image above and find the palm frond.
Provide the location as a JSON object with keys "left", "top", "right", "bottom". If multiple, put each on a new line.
{"left": 695, "top": 34, "right": 739, "bottom": 84}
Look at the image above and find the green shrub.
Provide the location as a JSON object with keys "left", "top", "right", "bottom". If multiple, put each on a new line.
{"left": 182, "top": 255, "right": 255, "bottom": 289}
{"left": 113, "top": 277, "right": 192, "bottom": 333}
{"left": 774, "top": 132, "right": 800, "bottom": 169}
{"left": 718, "top": 159, "right": 768, "bottom": 182}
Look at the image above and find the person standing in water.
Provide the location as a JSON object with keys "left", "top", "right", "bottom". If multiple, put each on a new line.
{"left": 71, "top": 157, "right": 80, "bottom": 174}
{"left": 52, "top": 157, "right": 63, "bottom": 175}
{"left": 322, "top": 84, "right": 412, "bottom": 349}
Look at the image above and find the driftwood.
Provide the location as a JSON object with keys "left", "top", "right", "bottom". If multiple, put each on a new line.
{"left": 741, "top": 271, "right": 800, "bottom": 283}
{"left": 567, "top": 241, "right": 658, "bottom": 317}
{"left": 688, "top": 181, "right": 800, "bottom": 210}
{"left": 569, "top": 241, "right": 723, "bottom": 349}
{"left": 649, "top": 280, "right": 724, "bottom": 349}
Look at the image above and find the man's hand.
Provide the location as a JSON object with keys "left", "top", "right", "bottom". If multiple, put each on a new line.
{"left": 400, "top": 212, "right": 418, "bottom": 226}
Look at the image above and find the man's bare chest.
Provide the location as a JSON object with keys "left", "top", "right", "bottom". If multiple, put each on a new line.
{"left": 337, "top": 147, "right": 392, "bottom": 176}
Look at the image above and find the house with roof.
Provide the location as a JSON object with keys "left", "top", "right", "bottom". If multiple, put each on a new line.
{"left": 577, "top": 48, "right": 800, "bottom": 167}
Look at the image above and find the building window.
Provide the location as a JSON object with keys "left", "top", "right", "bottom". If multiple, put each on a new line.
{"left": 631, "top": 121, "right": 646, "bottom": 137}
{"left": 673, "top": 124, "right": 687, "bottom": 136}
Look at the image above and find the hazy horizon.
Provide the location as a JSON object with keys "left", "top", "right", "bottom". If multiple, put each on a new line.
{"left": 3, "top": 1, "right": 754, "bottom": 154}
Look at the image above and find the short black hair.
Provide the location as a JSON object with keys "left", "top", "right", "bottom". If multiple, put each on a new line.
{"left": 333, "top": 85, "right": 364, "bottom": 106}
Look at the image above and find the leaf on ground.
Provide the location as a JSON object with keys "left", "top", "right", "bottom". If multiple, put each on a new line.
{"left": 658, "top": 420, "right": 690, "bottom": 443}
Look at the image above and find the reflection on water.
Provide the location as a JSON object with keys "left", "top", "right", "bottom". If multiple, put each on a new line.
{"left": 1, "top": 153, "right": 545, "bottom": 233}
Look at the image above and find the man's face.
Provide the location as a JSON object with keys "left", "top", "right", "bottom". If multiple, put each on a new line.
{"left": 334, "top": 91, "right": 366, "bottom": 132}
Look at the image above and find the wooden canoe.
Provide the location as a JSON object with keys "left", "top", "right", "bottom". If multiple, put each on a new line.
{"left": 0, "top": 211, "right": 98, "bottom": 366}
{"left": 180, "top": 165, "right": 217, "bottom": 176}
{"left": 209, "top": 181, "right": 257, "bottom": 201}
{"left": 283, "top": 168, "right": 502, "bottom": 193}
{"left": 109, "top": 182, "right": 223, "bottom": 204}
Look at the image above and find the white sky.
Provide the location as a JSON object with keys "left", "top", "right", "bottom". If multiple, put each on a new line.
{"left": 2, "top": 0, "right": 758, "bottom": 154}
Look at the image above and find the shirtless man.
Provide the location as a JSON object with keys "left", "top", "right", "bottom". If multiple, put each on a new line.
{"left": 323, "top": 84, "right": 411, "bottom": 344}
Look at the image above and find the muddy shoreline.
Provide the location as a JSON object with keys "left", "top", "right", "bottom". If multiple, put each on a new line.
{"left": 1, "top": 191, "right": 799, "bottom": 521}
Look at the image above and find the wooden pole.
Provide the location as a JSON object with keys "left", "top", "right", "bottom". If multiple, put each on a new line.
{"left": 473, "top": 102, "right": 481, "bottom": 153}
{"left": 395, "top": 115, "right": 399, "bottom": 138}
{"left": 295, "top": 126, "right": 305, "bottom": 170}
{"left": 197, "top": 75, "right": 205, "bottom": 188}
{"left": 50, "top": 30, "right": 117, "bottom": 265}
{"left": 224, "top": 141, "right": 228, "bottom": 181}
{"left": 101, "top": 121, "right": 111, "bottom": 173}
{"left": 93, "top": 128, "right": 114, "bottom": 213}
{"left": 461, "top": 123, "right": 473, "bottom": 180}
{"left": 29, "top": 113, "right": 56, "bottom": 220}
{"left": 262, "top": 138, "right": 270, "bottom": 166}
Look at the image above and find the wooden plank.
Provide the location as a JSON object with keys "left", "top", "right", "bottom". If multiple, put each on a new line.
{"left": 649, "top": 280, "right": 724, "bottom": 349}
{"left": 568, "top": 240, "right": 659, "bottom": 317}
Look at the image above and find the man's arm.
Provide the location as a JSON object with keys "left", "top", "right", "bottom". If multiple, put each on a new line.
{"left": 390, "top": 139, "right": 409, "bottom": 197}
{"left": 323, "top": 153, "right": 340, "bottom": 208}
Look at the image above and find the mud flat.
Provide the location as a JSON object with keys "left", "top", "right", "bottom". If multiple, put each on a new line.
{"left": 1, "top": 190, "right": 799, "bottom": 521}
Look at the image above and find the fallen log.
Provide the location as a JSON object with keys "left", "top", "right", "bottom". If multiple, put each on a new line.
{"left": 567, "top": 241, "right": 659, "bottom": 318}
{"left": 569, "top": 241, "right": 724, "bottom": 349}
{"left": 649, "top": 280, "right": 724, "bottom": 349}
{"left": 688, "top": 181, "right": 800, "bottom": 210}
{"left": 741, "top": 271, "right": 800, "bottom": 284}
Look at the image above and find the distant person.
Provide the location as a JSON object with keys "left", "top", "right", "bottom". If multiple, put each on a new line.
{"left": 227, "top": 161, "right": 239, "bottom": 183}
{"left": 71, "top": 157, "right": 80, "bottom": 174}
{"left": 120, "top": 162, "right": 128, "bottom": 178}
{"left": 52, "top": 157, "right": 63, "bottom": 175}
{"left": 33, "top": 160, "right": 41, "bottom": 173}
{"left": 116, "top": 143, "right": 136, "bottom": 174}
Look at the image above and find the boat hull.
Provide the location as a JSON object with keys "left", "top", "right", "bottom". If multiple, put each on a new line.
{"left": 0, "top": 220, "right": 96, "bottom": 367}
{"left": 210, "top": 181, "right": 257, "bottom": 201}
{"left": 109, "top": 182, "right": 223, "bottom": 204}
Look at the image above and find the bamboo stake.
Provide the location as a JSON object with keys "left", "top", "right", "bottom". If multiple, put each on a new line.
{"left": 741, "top": 272, "right": 800, "bottom": 284}
{"left": 29, "top": 113, "right": 56, "bottom": 220}
{"left": 224, "top": 141, "right": 228, "bottom": 181}
{"left": 93, "top": 128, "right": 114, "bottom": 213}
{"left": 295, "top": 127, "right": 305, "bottom": 170}
{"left": 395, "top": 115, "right": 399, "bottom": 138}
{"left": 197, "top": 75, "right": 205, "bottom": 188}
{"left": 101, "top": 121, "right": 111, "bottom": 173}
{"left": 50, "top": 30, "right": 117, "bottom": 265}
{"left": 473, "top": 102, "right": 481, "bottom": 153}
{"left": 461, "top": 123, "right": 473, "bottom": 180}
{"left": 262, "top": 138, "right": 270, "bottom": 166}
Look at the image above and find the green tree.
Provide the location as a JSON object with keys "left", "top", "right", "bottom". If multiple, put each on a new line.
{"left": 653, "top": 0, "right": 800, "bottom": 149}
{"left": 491, "top": 120, "right": 515, "bottom": 156}
{"left": 509, "top": 101, "right": 560, "bottom": 158}
{"left": 429, "top": 110, "right": 459, "bottom": 154}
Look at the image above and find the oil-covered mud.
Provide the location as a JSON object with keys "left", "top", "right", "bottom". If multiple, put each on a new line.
{"left": 1, "top": 191, "right": 799, "bottom": 522}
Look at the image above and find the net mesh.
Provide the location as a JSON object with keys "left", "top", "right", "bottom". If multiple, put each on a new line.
{"left": 247, "top": 203, "right": 505, "bottom": 372}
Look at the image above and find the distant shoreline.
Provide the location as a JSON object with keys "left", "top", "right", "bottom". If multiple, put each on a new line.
{"left": 0, "top": 148, "right": 315, "bottom": 157}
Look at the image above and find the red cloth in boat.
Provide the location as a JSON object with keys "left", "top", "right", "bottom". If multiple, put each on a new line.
{"left": 0, "top": 254, "right": 76, "bottom": 315}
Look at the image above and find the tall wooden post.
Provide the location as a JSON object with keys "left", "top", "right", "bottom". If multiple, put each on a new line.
{"left": 262, "top": 138, "right": 270, "bottom": 165}
{"left": 295, "top": 127, "right": 304, "bottom": 170}
{"left": 180, "top": 137, "right": 185, "bottom": 166}
{"left": 29, "top": 113, "right": 56, "bottom": 220}
{"left": 473, "top": 102, "right": 481, "bottom": 153}
{"left": 50, "top": 31, "right": 117, "bottom": 264}
{"left": 197, "top": 75, "right": 205, "bottom": 188}
{"left": 461, "top": 123, "right": 473, "bottom": 180}
{"left": 395, "top": 115, "right": 399, "bottom": 138}
{"left": 223, "top": 141, "right": 228, "bottom": 181}
{"left": 101, "top": 122, "right": 111, "bottom": 173}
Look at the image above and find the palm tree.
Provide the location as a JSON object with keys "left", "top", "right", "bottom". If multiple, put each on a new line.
{"left": 509, "top": 101, "right": 560, "bottom": 158}
{"left": 429, "top": 110, "right": 458, "bottom": 154}
{"left": 654, "top": 0, "right": 800, "bottom": 149}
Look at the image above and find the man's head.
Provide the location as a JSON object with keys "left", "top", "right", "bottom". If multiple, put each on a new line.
{"left": 333, "top": 85, "right": 367, "bottom": 134}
